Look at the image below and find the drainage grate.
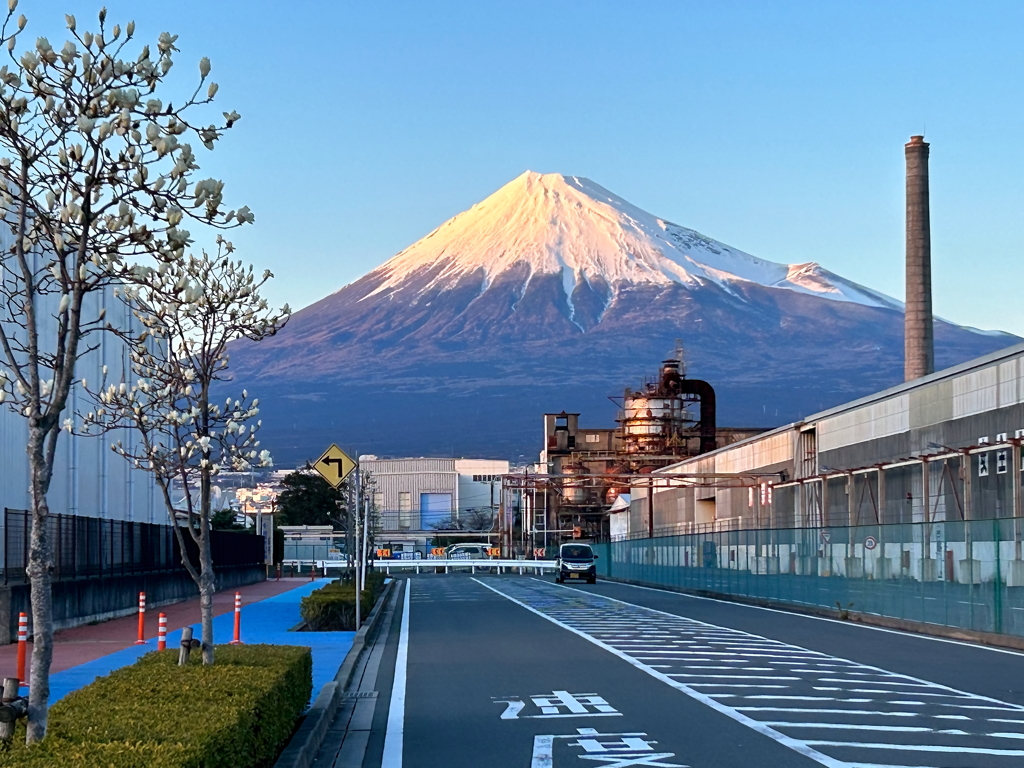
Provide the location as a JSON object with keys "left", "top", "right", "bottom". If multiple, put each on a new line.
{"left": 339, "top": 691, "right": 378, "bottom": 700}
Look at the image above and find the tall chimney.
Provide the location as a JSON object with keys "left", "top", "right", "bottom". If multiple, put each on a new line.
{"left": 904, "top": 135, "right": 934, "bottom": 381}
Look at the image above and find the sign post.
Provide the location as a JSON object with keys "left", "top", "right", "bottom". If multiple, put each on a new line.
{"left": 312, "top": 444, "right": 361, "bottom": 625}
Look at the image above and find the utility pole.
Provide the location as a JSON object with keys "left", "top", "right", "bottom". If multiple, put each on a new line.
{"left": 360, "top": 473, "right": 368, "bottom": 585}
{"left": 354, "top": 462, "right": 362, "bottom": 630}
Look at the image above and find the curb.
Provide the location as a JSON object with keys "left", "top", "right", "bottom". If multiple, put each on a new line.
{"left": 274, "top": 578, "right": 399, "bottom": 768}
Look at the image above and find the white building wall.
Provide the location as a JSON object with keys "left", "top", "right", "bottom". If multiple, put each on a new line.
{"left": 361, "top": 458, "right": 458, "bottom": 517}
{"left": 361, "top": 457, "right": 509, "bottom": 528}
{"left": 818, "top": 394, "right": 909, "bottom": 453}
{"left": 715, "top": 432, "right": 794, "bottom": 473}
{"left": 1, "top": 242, "right": 161, "bottom": 569}
{"left": 953, "top": 366, "right": 999, "bottom": 419}
{"left": 455, "top": 458, "right": 508, "bottom": 517}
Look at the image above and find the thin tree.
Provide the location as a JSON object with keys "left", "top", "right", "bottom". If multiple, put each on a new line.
{"left": 0, "top": 6, "right": 248, "bottom": 740}
{"left": 82, "top": 242, "right": 289, "bottom": 665}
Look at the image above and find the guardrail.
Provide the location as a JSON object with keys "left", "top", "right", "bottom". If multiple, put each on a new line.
{"left": 310, "top": 558, "right": 558, "bottom": 575}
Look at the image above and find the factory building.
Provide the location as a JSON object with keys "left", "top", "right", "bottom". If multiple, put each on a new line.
{"left": 523, "top": 358, "right": 763, "bottom": 544}
{"left": 611, "top": 135, "right": 1024, "bottom": 589}
{"left": 0, "top": 274, "right": 162, "bottom": 567}
{"left": 0, "top": 238, "right": 265, "bottom": 638}
{"left": 361, "top": 457, "right": 509, "bottom": 554}
{"left": 628, "top": 341, "right": 1024, "bottom": 539}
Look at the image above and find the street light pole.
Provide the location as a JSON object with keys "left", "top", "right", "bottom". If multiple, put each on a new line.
{"left": 354, "top": 462, "right": 362, "bottom": 629}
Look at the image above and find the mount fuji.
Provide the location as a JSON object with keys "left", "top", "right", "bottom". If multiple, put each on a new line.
{"left": 229, "top": 171, "right": 1017, "bottom": 464}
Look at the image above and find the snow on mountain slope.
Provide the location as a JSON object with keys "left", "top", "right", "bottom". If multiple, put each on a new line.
{"left": 361, "top": 171, "right": 900, "bottom": 311}
{"left": 226, "top": 170, "right": 1019, "bottom": 462}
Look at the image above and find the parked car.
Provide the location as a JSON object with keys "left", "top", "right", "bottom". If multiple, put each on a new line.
{"left": 445, "top": 543, "right": 491, "bottom": 560}
{"left": 556, "top": 543, "right": 598, "bottom": 584}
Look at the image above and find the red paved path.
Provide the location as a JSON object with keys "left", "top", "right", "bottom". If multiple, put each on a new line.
{"left": 0, "top": 578, "right": 310, "bottom": 681}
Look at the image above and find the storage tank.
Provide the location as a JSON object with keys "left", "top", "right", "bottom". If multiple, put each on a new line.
{"left": 620, "top": 393, "right": 687, "bottom": 454}
{"left": 561, "top": 463, "right": 589, "bottom": 504}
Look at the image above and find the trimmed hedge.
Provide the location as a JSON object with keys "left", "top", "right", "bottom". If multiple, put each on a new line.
{"left": 0, "top": 644, "right": 312, "bottom": 768}
{"left": 300, "top": 571, "right": 387, "bottom": 631}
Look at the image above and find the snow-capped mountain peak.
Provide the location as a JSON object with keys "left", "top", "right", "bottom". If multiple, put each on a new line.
{"left": 361, "top": 170, "right": 899, "bottom": 310}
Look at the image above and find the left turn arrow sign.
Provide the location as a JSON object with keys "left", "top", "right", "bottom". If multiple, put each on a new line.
{"left": 312, "top": 444, "right": 357, "bottom": 488}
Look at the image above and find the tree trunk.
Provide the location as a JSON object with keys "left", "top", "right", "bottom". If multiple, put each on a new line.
{"left": 25, "top": 435, "right": 53, "bottom": 744}
{"left": 199, "top": 533, "right": 215, "bottom": 665}
{"left": 199, "top": 462, "right": 216, "bottom": 665}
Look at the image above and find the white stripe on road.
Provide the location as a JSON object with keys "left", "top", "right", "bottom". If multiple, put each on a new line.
{"left": 804, "top": 741, "right": 1024, "bottom": 756}
{"left": 382, "top": 580, "right": 411, "bottom": 768}
{"left": 472, "top": 577, "right": 850, "bottom": 768}
{"left": 487, "top": 577, "right": 1024, "bottom": 767}
{"left": 597, "top": 577, "right": 1024, "bottom": 659}
{"left": 548, "top": 580, "right": 1023, "bottom": 711}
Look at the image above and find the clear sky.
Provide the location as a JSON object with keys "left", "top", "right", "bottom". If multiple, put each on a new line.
{"left": 33, "top": 0, "right": 1024, "bottom": 335}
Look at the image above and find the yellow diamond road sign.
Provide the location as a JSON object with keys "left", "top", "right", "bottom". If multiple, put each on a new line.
{"left": 313, "top": 444, "right": 357, "bottom": 488}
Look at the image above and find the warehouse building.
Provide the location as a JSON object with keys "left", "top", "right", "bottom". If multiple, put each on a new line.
{"left": 624, "top": 341, "right": 1024, "bottom": 582}
{"left": 632, "top": 340, "right": 1024, "bottom": 531}
{"left": 0, "top": 280, "right": 162, "bottom": 551}
{"left": 361, "top": 456, "right": 509, "bottom": 533}
{"left": 0, "top": 247, "right": 263, "bottom": 638}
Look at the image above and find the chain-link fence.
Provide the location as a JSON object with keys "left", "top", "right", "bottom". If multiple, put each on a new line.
{"left": 595, "top": 517, "right": 1024, "bottom": 638}
{"left": 3, "top": 507, "right": 266, "bottom": 584}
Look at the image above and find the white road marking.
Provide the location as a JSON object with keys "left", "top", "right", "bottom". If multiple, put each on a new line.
{"left": 473, "top": 577, "right": 849, "bottom": 768}
{"left": 382, "top": 580, "right": 410, "bottom": 768}
{"left": 479, "top": 578, "right": 1024, "bottom": 767}
{"left": 738, "top": 709, "right": 919, "bottom": 716}
{"left": 592, "top": 577, "right": 1024, "bottom": 659}
{"left": 804, "top": 741, "right": 1024, "bottom": 756}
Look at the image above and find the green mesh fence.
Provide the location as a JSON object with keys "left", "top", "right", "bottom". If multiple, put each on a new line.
{"left": 595, "top": 518, "right": 1024, "bottom": 637}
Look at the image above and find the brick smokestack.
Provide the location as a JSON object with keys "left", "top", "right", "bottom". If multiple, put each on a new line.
{"left": 904, "top": 135, "right": 934, "bottom": 381}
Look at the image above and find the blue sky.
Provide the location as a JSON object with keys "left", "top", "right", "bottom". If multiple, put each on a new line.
{"left": 33, "top": 0, "right": 1024, "bottom": 334}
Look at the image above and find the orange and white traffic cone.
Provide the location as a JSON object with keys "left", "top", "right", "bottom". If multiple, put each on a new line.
{"left": 229, "top": 592, "right": 242, "bottom": 645}
{"left": 135, "top": 592, "right": 146, "bottom": 645}
{"left": 16, "top": 613, "right": 27, "bottom": 687}
{"left": 157, "top": 613, "right": 167, "bottom": 651}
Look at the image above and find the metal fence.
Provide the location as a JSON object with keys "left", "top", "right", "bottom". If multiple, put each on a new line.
{"left": 3, "top": 508, "right": 266, "bottom": 584}
{"left": 594, "top": 517, "right": 1024, "bottom": 638}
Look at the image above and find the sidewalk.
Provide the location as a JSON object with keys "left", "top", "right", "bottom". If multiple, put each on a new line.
{"left": 0, "top": 577, "right": 353, "bottom": 703}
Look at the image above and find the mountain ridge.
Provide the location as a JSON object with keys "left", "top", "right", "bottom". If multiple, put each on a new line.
{"left": 357, "top": 171, "right": 903, "bottom": 312}
{"left": 227, "top": 171, "right": 1018, "bottom": 464}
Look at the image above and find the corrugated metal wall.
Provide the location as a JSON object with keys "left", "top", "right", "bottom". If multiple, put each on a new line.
{"left": 632, "top": 342, "right": 1024, "bottom": 537}
{"left": 1, "top": 230, "right": 161, "bottom": 569}
{"left": 362, "top": 458, "right": 458, "bottom": 515}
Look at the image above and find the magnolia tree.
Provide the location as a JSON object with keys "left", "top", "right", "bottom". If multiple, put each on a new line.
{"left": 82, "top": 243, "right": 289, "bottom": 665}
{"left": 0, "top": 5, "right": 249, "bottom": 740}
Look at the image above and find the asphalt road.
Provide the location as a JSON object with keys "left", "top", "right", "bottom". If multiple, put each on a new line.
{"left": 365, "top": 574, "right": 1024, "bottom": 768}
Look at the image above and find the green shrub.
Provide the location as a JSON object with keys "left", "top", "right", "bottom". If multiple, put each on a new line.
{"left": 0, "top": 644, "right": 312, "bottom": 768}
{"left": 300, "top": 571, "right": 387, "bottom": 631}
